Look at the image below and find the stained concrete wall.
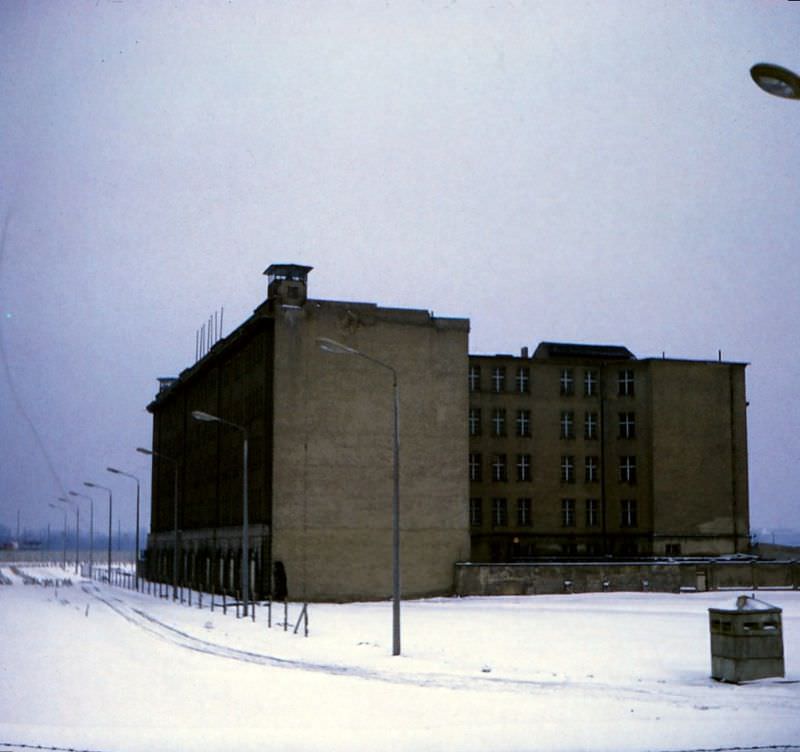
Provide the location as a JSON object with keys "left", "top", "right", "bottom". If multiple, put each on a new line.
{"left": 455, "top": 560, "right": 800, "bottom": 596}
{"left": 271, "top": 299, "right": 471, "bottom": 600}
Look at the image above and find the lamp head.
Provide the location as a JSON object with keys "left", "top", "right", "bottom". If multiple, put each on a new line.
{"left": 107, "top": 466, "right": 121, "bottom": 475}
{"left": 136, "top": 447, "right": 153, "bottom": 457}
{"left": 191, "top": 410, "right": 219, "bottom": 422}
{"left": 317, "top": 337, "right": 358, "bottom": 355}
{"left": 750, "top": 63, "right": 800, "bottom": 99}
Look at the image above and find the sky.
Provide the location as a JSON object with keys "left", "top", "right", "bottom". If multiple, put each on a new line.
{"left": 0, "top": 0, "right": 799, "bottom": 537}
{"left": 2, "top": 565, "right": 799, "bottom": 749}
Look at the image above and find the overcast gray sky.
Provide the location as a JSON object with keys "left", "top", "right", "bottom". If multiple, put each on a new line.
{"left": 1, "top": 0, "right": 798, "bottom": 538}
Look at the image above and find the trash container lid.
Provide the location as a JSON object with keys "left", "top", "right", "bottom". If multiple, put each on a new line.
{"left": 709, "top": 594, "right": 782, "bottom": 615}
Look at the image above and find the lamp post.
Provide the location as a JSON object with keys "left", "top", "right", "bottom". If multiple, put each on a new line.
{"left": 750, "top": 63, "right": 800, "bottom": 100}
{"left": 84, "top": 482, "right": 112, "bottom": 583}
{"left": 48, "top": 503, "right": 67, "bottom": 570}
{"left": 191, "top": 410, "right": 250, "bottom": 616}
{"left": 69, "top": 491, "right": 93, "bottom": 579}
{"left": 317, "top": 336, "right": 401, "bottom": 656}
{"left": 107, "top": 467, "right": 141, "bottom": 591}
{"left": 137, "top": 447, "right": 179, "bottom": 600}
{"left": 57, "top": 497, "right": 79, "bottom": 574}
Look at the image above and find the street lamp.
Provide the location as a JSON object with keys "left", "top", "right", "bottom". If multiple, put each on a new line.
{"left": 191, "top": 410, "right": 250, "bottom": 616}
{"left": 57, "top": 496, "right": 79, "bottom": 575}
{"left": 137, "top": 447, "right": 179, "bottom": 599}
{"left": 107, "top": 467, "right": 141, "bottom": 591}
{"left": 750, "top": 63, "right": 800, "bottom": 100}
{"left": 317, "top": 336, "right": 402, "bottom": 656}
{"left": 84, "top": 482, "right": 112, "bottom": 583}
{"left": 69, "top": 491, "right": 93, "bottom": 579}
{"left": 48, "top": 503, "right": 67, "bottom": 570}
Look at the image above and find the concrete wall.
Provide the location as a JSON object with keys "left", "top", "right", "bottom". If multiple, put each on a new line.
{"left": 271, "top": 299, "right": 471, "bottom": 601}
{"left": 648, "top": 360, "right": 749, "bottom": 555}
{"left": 455, "top": 560, "right": 800, "bottom": 596}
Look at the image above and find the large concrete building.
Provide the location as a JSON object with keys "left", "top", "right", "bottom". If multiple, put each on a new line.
{"left": 145, "top": 264, "right": 471, "bottom": 601}
{"left": 468, "top": 342, "right": 749, "bottom": 561}
{"left": 145, "top": 266, "right": 749, "bottom": 601}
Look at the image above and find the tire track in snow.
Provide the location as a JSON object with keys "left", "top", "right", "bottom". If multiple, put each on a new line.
{"left": 82, "top": 585, "right": 798, "bottom": 713}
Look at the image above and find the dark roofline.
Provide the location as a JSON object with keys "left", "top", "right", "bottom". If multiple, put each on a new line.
{"left": 533, "top": 342, "right": 636, "bottom": 360}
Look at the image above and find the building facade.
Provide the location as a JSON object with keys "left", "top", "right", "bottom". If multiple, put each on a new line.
{"left": 468, "top": 342, "right": 749, "bottom": 561}
{"left": 145, "top": 266, "right": 750, "bottom": 601}
{"left": 146, "top": 265, "right": 471, "bottom": 601}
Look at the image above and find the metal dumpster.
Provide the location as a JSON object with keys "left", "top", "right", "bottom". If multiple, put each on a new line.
{"left": 709, "top": 594, "right": 784, "bottom": 683}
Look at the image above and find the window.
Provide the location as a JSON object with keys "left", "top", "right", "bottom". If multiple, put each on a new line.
{"left": 468, "top": 364, "right": 481, "bottom": 392}
{"left": 560, "top": 455, "right": 575, "bottom": 483}
{"left": 560, "top": 410, "right": 575, "bottom": 439}
{"left": 517, "top": 498, "right": 532, "bottom": 527}
{"left": 621, "top": 499, "right": 638, "bottom": 528}
{"left": 586, "top": 498, "right": 600, "bottom": 527}
{"left": 516, "top": 454, "right": 531, "bottom": 481}
{"left": 618, "top": 369, "right": 635, "bottom": 396}
{"left": 469, "top": 452, "right": 482, "bottom": 482}
{"left": 584, "top": 369, "right": 598, "bottom": 397}
{"left": 561, "top": 498, "right": 576, "bottom": 527}
{"left": 584, "top": 411, "right": 598, "bottom": 440}
{"left": 492, "top": 454, "right": 507, "bottom": 482}
{"left": 619, "top": 456, "right": 637, "bottom": 484}
{"left": 665, "top": 543, "right": 682, "bottom": 556}
{"left": 491, "top": 498, "right": 508, "bottom": 527}
{"left": 492, "top": 408, "right": 506, "bottom": 437}
{"left": 492, "top": 366, "right": 506, "bottom": 393}
{"left": 619, "top": 411, "right": 636, "bottom": 439}
{"left": 470, "top": 497, "right": 483, "bottom": 527}
{"left": 585, "top": 456, "right": 599, "bottom": 483}
{"left": 468, "top": 408, "right": 481, "bottom": 437}
{"left": 516, "top": 366, "right": 530, "bottom": 394}
{"left": 516, "top": 409, "right": 531, "bottom": 437}
{"left": 560, "top": 368, "right": 574, "bottom": 396}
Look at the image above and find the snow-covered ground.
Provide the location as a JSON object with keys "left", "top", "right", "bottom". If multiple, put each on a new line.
{"left": 1, "top": 564, "right": 798, "bottom": 752}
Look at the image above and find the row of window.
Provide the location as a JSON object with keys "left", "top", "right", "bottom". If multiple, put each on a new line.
{"left": 470, "top": 497, "right": 638, "bottom": 528}
{"left": 468, "top": 365, "right": 636, "bottom": 397}
{"left": 468, "top": 453, "right": 638, "bottom": 484}
{"left": 468, "top": 408, "right": 636, "bottom": 439}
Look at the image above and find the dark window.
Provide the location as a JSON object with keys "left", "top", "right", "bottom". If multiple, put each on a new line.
{"left": 560, "top": 368, "right": 574, "bottom": 396}
{"left": 469, "top": 408, "right": 481, "bottom": 437}
{"left": 470, "top": 497, "right": 483, "bottom": 527}
{"left": 492, "top": 366, "right": 506, "bottom": 393}
{"left": 517, "top": 498, "right": 532, "bottom": 527}
{"left": 621, "top": 499, "right": 638, "bottom": 528}
{"left": 619, "top": 411, "right": 636, "bottom": 439}
{"left": 469, "top": 452, "right": 482, "bottom": 482}
{"left": 584, "top": 411, "right": 598, "bottom": 440}
{"left": 491, "top": 498, "right": 508, "bottom": 527}
{"left": 516, "top": 409, "right": 531, "bottom": 437}
{"left": 492, "top": 408, "right": 506, "bottom": 437}
{"left": 468, "top": 364, "right": 481, "bottom": 393}
{"left": 561, "top": 498, "right": 576, "bottom": 527}
{"left": 586, "top": 498, "right": 600, "bottom": 527}
{"left": 619, "top": 456, "right": 637, "bottom": 484}
{"left": 516, "top": 454, "right": 531, "bottom": 482}
{"left": 560, "top": 410, "right": 575, "bottom": 439}
{"left": 560, "top": 455, "right": 575, "bottom": 483}
{"left": 516, "top": 366, "right": 530, "bottom": 394}
{"left": 584, "top": 369, "right": 598, "bottom": 397}
{"left": 585, "top": 456, "right": 599, "bottom": 483}
{"left": 665, "top": 543, "right": 682, "bottom": 556}
{"left": 618, "top": 369, "right": 635, "bottom": 396}
{"left": 492, "top": 454, "right": 508, "bottom": 482}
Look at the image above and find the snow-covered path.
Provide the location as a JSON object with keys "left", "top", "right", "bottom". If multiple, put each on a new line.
{"left": 1, "top": 565, "right": 799, "bottom": 751}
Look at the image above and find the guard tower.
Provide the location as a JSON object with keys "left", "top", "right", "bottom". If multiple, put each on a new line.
{"left": 264, "top": 263, "right": 313, "bottom": 305}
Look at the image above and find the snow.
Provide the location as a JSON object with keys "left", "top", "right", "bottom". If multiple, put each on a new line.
{"left": 1, "top": 564, "right": 799, "bottom": 751}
